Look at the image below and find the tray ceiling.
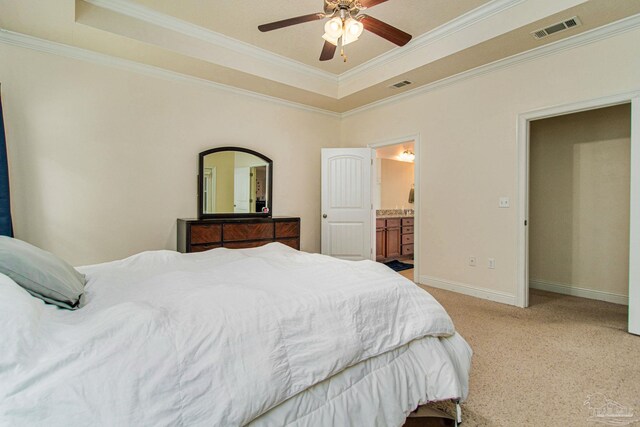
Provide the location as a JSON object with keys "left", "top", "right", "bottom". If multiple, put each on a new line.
{"left": 129, "top": 0, "right": 491, "bottom": 74}
{"left": 1, "top": 0, "right": 640, "bottom": 113}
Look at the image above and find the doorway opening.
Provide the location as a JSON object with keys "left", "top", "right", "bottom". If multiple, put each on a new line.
{"left": 529, "top": 104, "right": 630, "bottom": 307}
{"left": 517, "top": 93, "right": 639, "bottom": 335}
{"left": 371, "top": 136, "right": 419, "bottom": 282}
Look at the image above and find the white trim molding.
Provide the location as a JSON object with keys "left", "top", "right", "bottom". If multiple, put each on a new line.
{"left": 343, "top": 12, "right": 640, "bottom": 118}
{"left": 0, "top": 29, "right": 340, "bottom": 118}
{"left": 530, "top": 279, "right": 628, "bottom": 306}
{"left": 2, "top": 9, "right": 640, "bottom": 118}
{"left": 82, "top": 0, "right": 337, "bottom": 84}
{"left": 420, "top": 275, "right": 517, "bottom": 306}
{"left": 339, "top": 0, "right": 526, "bottom": 83}
{"left": 629, "top": 96, "right": 640, "bottom": 335}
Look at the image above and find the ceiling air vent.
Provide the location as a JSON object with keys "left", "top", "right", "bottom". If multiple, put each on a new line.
{"left": 531, "top": 16, "right": 581, "bottom": 40}
{"left": 391, "top": 80, "right": 413, "bottom": 89}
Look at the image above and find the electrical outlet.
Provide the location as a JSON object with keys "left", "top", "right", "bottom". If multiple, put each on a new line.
{"left": 499, "top": 197, "right": 510, "bottom": 208}
{"left": 469, "top": 256, "right": 477, "bottom": 267}
{"left": 488, "top": 258, "right": 496, "bottom": 269}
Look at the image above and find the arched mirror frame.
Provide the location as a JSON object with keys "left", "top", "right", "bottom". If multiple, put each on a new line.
{"left": 197, "top": 146, "right": 273, "bottom": 219}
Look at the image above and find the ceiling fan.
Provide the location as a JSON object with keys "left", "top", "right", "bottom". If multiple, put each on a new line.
{"left": 258, "top": 0, "right": 412, "bottom": 62}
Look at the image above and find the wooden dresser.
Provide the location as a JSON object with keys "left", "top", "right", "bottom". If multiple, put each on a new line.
{"left": 177, "top": 217, "right": 300, "bottom": 253}
{"left": 376, "top": 217, "right": 414, "bottom": 262}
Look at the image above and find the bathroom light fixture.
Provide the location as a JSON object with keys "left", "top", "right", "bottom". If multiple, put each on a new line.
{"left": 399, "top": 150, "right": 415, "bottom": 162}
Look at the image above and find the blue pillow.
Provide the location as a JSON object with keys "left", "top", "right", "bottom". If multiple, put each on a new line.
{"left": 0, "top": 236, "right": 85, "bottom": 309}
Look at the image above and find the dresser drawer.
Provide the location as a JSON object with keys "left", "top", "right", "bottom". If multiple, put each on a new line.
{"left": 223, "top": 223, "right": 274, "bottom": 242}
{"left": 386, "top": 218, "right": 401, "bottom": 228}
{"left": 402, "top": 218, "right": 414, "bottom": 226}
{"left": 402, "top": 234, "right": 414, "bottom": 245}
{"left": 178, "top": 217, "right": 301, "bottom": 254}
{"left": 277, "top": 238, "right": 300, "bottom": 250}
{"left": 191, "top": 224, "right": 222, "bottom": 244}
{"left": 402, "top": 244, "right": 414, "bottom": 255}
{"left": 275, "top": 221, "right": 300, "bottom": 238}
{"left": 402, "top": 226, "right": 414, "bottom": 234}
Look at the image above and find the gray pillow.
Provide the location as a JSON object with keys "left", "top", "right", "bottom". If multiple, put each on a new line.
{"left": 0, "top": 236, "right": 85, "bottom": 310}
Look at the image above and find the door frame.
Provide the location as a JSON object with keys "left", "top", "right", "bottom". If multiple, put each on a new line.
{"left": 369, "top": 133, "right": 421, "bottom": 283}
{"left": 516, "top": 91, "right": 640, "bottom": 334}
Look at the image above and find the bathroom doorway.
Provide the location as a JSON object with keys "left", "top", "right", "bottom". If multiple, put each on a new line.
{"left": 371, "top": 136, "right": 419, "bottom": 282}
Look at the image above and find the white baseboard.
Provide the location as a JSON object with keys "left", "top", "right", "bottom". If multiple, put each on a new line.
{"left": 419, "top": 275, "right": 516, "bottom": 306}
{"left": 529, "top": 279, "right": 628, "bottom": 305}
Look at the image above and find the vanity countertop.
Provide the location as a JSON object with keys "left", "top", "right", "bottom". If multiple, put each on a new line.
{"left": 376, "top": 209, "right": 414, "bottom": 219}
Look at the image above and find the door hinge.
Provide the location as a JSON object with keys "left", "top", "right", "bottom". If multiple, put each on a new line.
{"left": 525, "top": 220, "right": 528, "bottom": 226}
{"left": 371, "top": 203, "right": 373, "bottom": 210}
{"left": 371, "top": 158, "right": 373, "bottom": 165}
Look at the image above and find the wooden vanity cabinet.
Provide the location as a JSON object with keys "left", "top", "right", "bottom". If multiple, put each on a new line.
{"left": 375, "top": 219, "right": 386, "bottom": 261}
{"left": 177, "top": 217, "right": 300, "bottom": 253}
{"left": 376, "top": 217, "right": 413, "bottom": 262}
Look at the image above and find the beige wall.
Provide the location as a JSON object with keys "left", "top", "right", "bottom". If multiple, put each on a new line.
{"left": 380, "top": 159, "right": 414, "bottom": 210}
{"left": 341, "top": 27, "right": 640, "bottom": 302}
{"left": 0, "top": 43, "right": 340, "bottom": 265}
{"left": 529, "top": 104, "right": 630, "bottom": 297}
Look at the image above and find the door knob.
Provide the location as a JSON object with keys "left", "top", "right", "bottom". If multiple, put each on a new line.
{"left": 323, "top": 214, "right": 327, "bottom": 218}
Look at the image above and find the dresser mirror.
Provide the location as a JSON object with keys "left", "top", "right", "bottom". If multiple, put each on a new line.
{"left": 198, "top": 147, "right": 273, "bottom": 218}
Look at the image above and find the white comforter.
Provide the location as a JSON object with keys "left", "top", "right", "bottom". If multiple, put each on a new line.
{"left": 0, "top": 243, "right": 460, "bottom": 426}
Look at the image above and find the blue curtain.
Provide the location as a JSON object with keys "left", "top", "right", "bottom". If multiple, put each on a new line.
{"left": 0, "top": 87, "right": 13, "bottom": 237}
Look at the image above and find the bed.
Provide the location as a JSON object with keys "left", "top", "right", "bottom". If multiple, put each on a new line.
{"left": 0, "top": 242, "right": 471, "bottom": 426}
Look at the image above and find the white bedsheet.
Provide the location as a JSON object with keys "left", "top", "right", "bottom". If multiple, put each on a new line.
{"left": 0, "top": 243, "right": 467, "bottom": 426}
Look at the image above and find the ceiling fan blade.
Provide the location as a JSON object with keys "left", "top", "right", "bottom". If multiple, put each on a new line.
{"left": 319, "top": 41, "right": 337, "bottom": 61}
{"left": 358, "top": 0, "right": 390, "bottom": 8}
{"left": 360, "top": 15, "right": 412, "bottom": 46}
{"left": 258, "top": 13, "right": 325, "bottom": 32}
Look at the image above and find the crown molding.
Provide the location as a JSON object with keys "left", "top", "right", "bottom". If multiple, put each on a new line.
{"left": 84, "top": 0, "right": 531, "bottom": 97}
{"left": 341, "top": 12, "right": 640, "bottom": 117}
{"left": 0, "top": 29, "right": 341, "bottom": 118}
{"left": 2, "top": 11, "right": 639, "bottom": 119}
{"left": 83, "top": 0, "right": 338, "bottom": 85}
{"left": 338, "top": 0, "right": 526, "bottom": 84}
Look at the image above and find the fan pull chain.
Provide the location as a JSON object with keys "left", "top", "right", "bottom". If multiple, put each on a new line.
{"left": 340, "top": 36, "right": 347, "bottom": 62}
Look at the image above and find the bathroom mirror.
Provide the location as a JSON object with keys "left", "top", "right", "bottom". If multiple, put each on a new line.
{"left": 198, "top": 147, "right": 272, "bottom": 218}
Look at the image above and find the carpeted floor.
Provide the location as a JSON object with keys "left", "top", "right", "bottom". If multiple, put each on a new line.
{"left": 398, "top": 268, "right": 640, "bottom": 426}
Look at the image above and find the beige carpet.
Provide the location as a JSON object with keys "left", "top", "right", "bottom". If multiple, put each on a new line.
{"left": 398, "top": 268, "right": 640, "bottom": 426}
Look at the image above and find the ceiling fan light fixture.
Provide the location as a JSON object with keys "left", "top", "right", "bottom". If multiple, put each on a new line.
{"left": 342, "top": 32, "right": 359, "bottom": 46}
{"left": 324, "top": 17, "right": 343, "bottom": 38}
{"left": 344, "top": 18, "right": 364, "bottom": 38}
{"left": 322, "top": 33, "right": 339, "bottom": 46}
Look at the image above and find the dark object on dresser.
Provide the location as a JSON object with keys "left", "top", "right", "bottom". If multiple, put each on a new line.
{"left": 177, "top": 217, "right": 300, "bottom": 253}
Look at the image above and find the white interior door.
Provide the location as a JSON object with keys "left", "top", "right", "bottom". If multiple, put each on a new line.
{"left": 321, "top": 148, "right": 375, "bottom": 260}
{"left": 234, "top": 167, "right": 250, "bottom": 213}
